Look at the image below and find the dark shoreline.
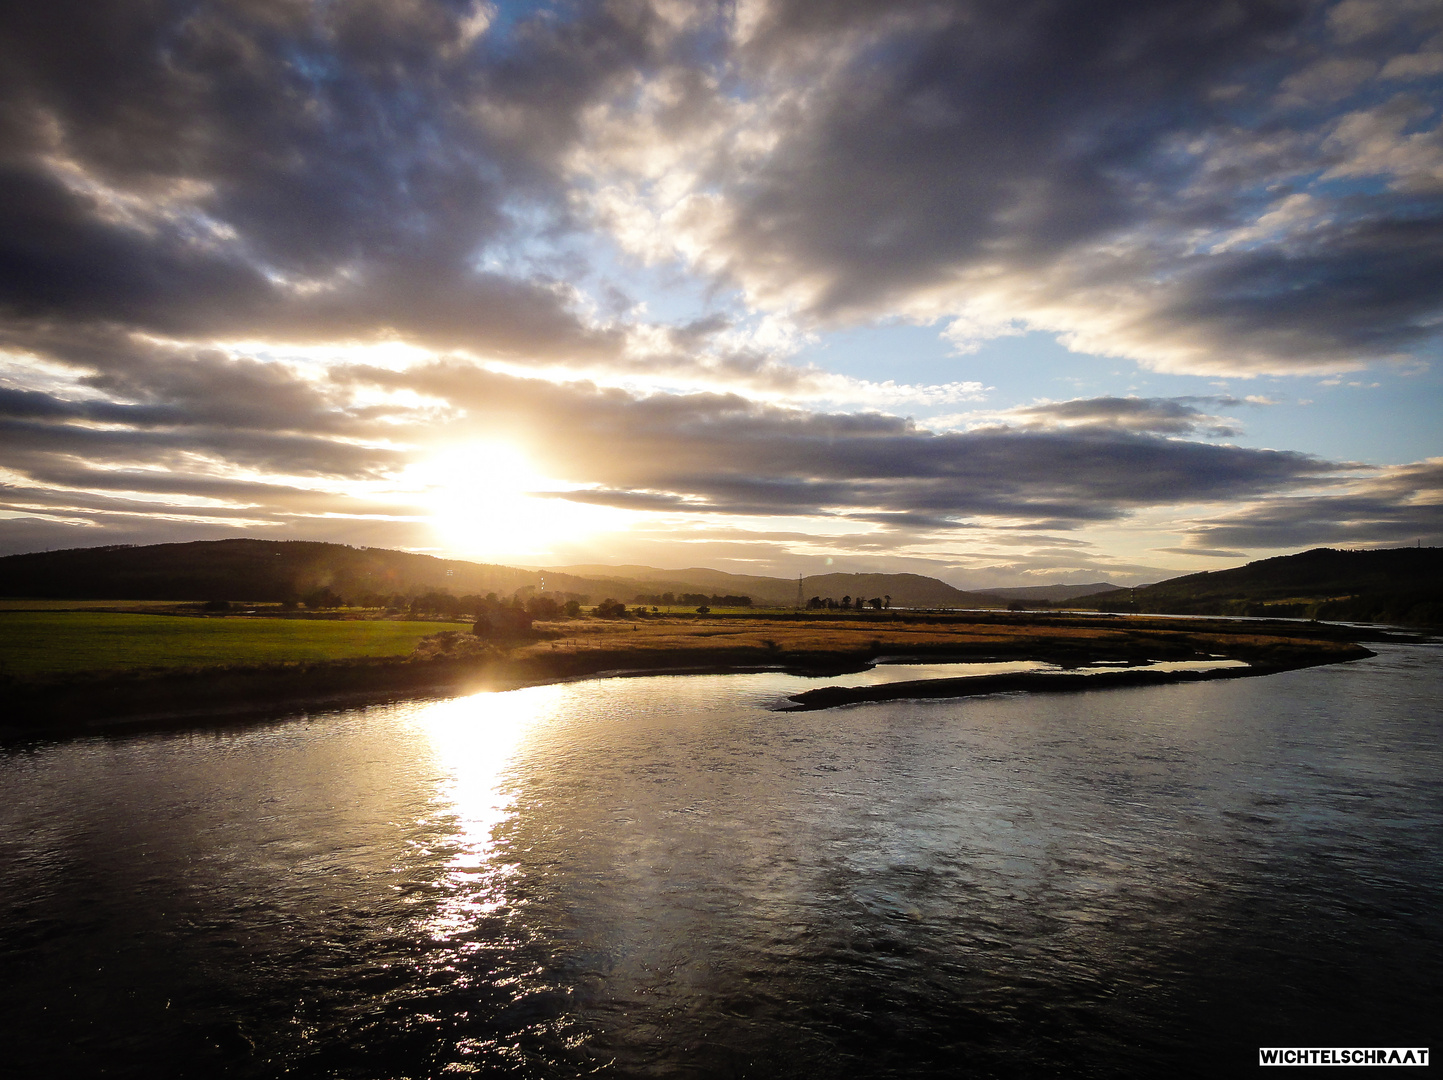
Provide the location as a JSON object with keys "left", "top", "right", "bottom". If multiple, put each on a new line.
{"left": 779, "top": 661, "right": 1312, "bottom": 711}
{"left": 2, "top": 630, "right": 1382, "bottom": 740}
{"left": 0, "top": 647, "right": 870, "bottom": 740}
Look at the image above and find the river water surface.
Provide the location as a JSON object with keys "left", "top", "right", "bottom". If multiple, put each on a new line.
{"left": 2, "top": 642, "right": 1440, "bottom": 1077}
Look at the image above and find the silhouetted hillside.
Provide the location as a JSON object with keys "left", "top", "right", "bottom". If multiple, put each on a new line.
{"left": 797, "top": 572, "right": 1004, "bottom": 610}
{"left": 1073, "top": 547, "right": 1443, "bottom": 626}
{"left": 0, "top": 539, "right": 539, "bottom": 603}
{"left": 0, "top": 540, "right": 1006, "bottom": 611}
{"left": 541, "top": 564, "right": 802, "bottom": 606}
{"left": 974, "top": 582, "right": 1126, "bottom": 603}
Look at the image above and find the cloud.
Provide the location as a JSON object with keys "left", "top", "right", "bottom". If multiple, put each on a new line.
{"left": 0, "top": 0, "right": 650, "bottom": 370}
{"left": 979, "top": 396, "right": 1248, "bottom": 437}
{"left": 1277, "top": 57, "right": 1378, "bottom": 108}
{"left": 6, "top": 0, "right": 1442, "bottom": 382}
{"left": 339, "top": 361, "right": 1341, "bottom": 525}
{"left": 569, "top": 0, "right": 1443, "bottom": 375}
{"left": 0, "top": 354, "right": 1347, "bottom": 556}
{"left": 1176, "top": 458, "right": 1443, "bottom": 549}
{"left": 0, "top": 0, "right": 1436, "bottom": 572}
{"left": 1154, "top": 546, "right": 1249, "bottom": 558}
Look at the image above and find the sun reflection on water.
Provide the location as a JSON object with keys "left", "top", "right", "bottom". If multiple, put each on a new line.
{"left": 409, "top": 684, "right": 570, "bottom": 941}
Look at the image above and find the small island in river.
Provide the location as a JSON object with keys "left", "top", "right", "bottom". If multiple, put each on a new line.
{"left": 1, "top": 606, "right": 1388, "bottom": 738}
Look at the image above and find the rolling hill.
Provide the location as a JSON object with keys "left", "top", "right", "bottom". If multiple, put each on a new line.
{"left": 794, "top": 572, "right": 1002, "bottom": 609}
{"left": 0, "top": 539, "right": 545, "bottom": 604}
{"left": 0, "top": 540, "right": 1007, "bottom": 610}
{"left": 1073, "top": 547, "right": 1443, "bottom": 626}
{"left": 973, "top": 582, "right": 1127, "bottom": 603}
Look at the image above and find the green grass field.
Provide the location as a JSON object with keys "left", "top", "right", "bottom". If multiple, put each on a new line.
{"left": 0, "top": 612, "right": 464, "bottom": 677}
{"left": 0, "top": 599, "right": 187, "bottom": 611}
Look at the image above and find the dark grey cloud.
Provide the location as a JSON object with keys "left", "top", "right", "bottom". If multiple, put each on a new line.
{"left": 0, "top": 0, "right": 652, "bottom": 365}
{"left": 342, "top": 361, "right": 1342, "bottom": 524}
{"left": 0, "top": 0, "right": 1436, "bottom": 566}
{"left": 729, "top": 0, "right": 1306, "bottom": 304}
{"left": 5, "top": 0, "right": 1439, "bottom": 377}
{"left": 573, "top": 0, "right": 1443, "bottom": 373}
{"left": 1155, "top": 546, "right": 1250, "bottom": 558}
{"left": 0, "top": 356, "right": 1348, "bottom": 554}
{"left": 1001, "top": 396, "right": 1246, "bottom": 436}
{"left": 1176, "top": 459, "right": 1443, "bottom": 549}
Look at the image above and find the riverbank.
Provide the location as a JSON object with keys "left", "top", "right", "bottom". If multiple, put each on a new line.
{"left": 1, "top": 611, "right": 1387, "bottom": 738}
{"left": 784, "top": 663, "right": 1282, "bottom": 710}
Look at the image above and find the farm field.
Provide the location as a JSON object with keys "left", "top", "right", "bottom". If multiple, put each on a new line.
{"left": 0, "top": 611, "right": 464, "bottom": 677}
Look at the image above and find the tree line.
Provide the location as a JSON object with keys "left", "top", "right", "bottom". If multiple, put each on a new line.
{"left": 806, "top": 594, "right": 890, "bottom": 611}
{"left": 632, "top": 592, "right": 753, "bottom": 607}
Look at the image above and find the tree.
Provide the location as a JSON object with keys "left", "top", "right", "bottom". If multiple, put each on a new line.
{"left": 303, "top": 586, "right": 345, "bottom": 609}
{"left": 472, "top": 605, "right": 533, "bottom": 639}
{"left": 526, "top": 595, "right": 561, "bottom": 619}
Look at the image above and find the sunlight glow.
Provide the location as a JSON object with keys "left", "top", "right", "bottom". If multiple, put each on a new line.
{"left": 409, "top": 441, "right": 631, "bottom": 559}
{"left": 410, "top": 684, "right": 571, "bottom": 940}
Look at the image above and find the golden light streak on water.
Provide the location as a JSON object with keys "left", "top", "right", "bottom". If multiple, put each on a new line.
{"left": 408, "top": 684, "right": 571, "bottom": 941}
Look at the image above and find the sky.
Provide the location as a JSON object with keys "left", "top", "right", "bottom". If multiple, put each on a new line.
{"left": 0, "top": 0, "right": 1440, "bottom": 588}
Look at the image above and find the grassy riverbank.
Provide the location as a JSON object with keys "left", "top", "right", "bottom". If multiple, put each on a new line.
{"left": 501, "top": 611, "right": 1379, "bottom": 670}
{"left": 0, "top": 608, "right": 1384, "bottom": 736}
{"left": 0, "top": 610, "right": 465, "bottom": 677}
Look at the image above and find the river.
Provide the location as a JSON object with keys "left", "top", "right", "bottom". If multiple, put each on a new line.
{"left": 2, "top": 641, "right": 1439, "bottom": 1077}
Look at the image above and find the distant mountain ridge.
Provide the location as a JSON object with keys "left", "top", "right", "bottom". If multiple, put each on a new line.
{"left": 0, "top": 539, "right": 1012, "bottom": 610}
{"left": 974, "top": 582, "right": 1126, "bottom": 603}
{"left": 1073, "top": 546, "right": 1443, "bottom": 626}
{"left": 0, "top": 539, "right": 538, "bottom": 604}
{"left": 13, "top": 540, "right": 1433, "bottom": 623}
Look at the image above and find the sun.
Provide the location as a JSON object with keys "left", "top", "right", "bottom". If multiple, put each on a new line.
{"left": 409, "top": 441, "right": 627, "bottom": 560}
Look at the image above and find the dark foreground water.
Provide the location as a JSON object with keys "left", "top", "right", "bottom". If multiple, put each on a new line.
{"left": 2, "top": 643, "right": 1440, "bottom": 1078}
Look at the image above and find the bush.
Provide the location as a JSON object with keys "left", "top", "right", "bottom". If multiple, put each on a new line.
{"left": 471, "top": 604, "right": 533, "bottom": 640}
{"left": 526, "top": 595, "right": 561, "bottom": 619}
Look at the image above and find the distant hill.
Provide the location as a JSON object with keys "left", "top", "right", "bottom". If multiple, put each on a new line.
{"left": 795, "top": 572, "right": 1004, "bottom": 610}
{"left": 1072, "top": 547, "right": 1443, "bottom": 626}
{"left": 540, "top": 564, "right": 804, "bottom": 606}
{"left": 974, "top": 582, "right": 1126, "bottom": 603}
{"left": 0, "top": 539, "right": 542, "bottom": 603}
{"left": 0, "top": 540, "right": 1006, "bottom": 610}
